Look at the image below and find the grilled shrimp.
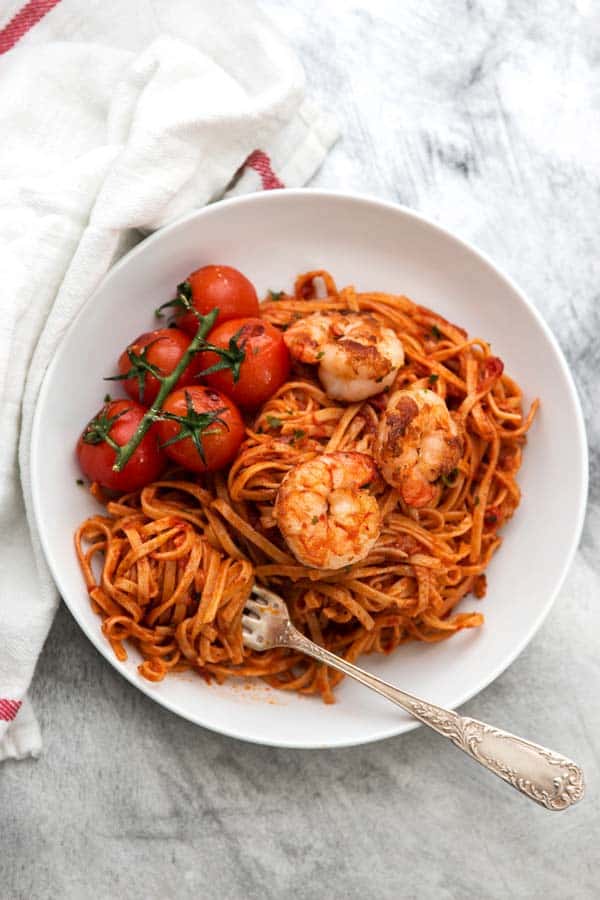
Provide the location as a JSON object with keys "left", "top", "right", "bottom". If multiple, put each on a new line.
{"left": 283, "top": 312, "right": 405, "bottom": 402}
{"left": 374, "top": 388, "right": 463, "bottom": 508}
{"left": 274, "top": 451, "right": 381, "bottom": 569}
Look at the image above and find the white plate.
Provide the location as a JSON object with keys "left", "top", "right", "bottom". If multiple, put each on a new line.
{"left": 30, "top": 190, "right": 588, "bottom": 748}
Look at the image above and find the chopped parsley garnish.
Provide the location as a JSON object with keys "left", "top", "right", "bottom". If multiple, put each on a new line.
{"left": 428, "top": 374, "right": 439, "bottom": 385}
{"left": 104, "top": 393, "right": 112, "bottom": 403}
{"left": 266, "top": 415, "right": 282, "bottom": 429}
{"left": 316, "top": 350, "right": 325, "bottom": 360}
{"left": 269, "top": 290, "right": 284, "bottom": 302}
{"left": 293, "top": 429, "right": 306, "bottom": 441}
{"left": 362, "top": 482, "right": 372, "bottom": 490}
{"left": 441, "top": 468, "right": 459, "bottom": 487}
{"left": 311, "top": 515, "right": 319, "bottom": 525}
{"left": 431, "top": 324, "right": 442, "bottom": 340}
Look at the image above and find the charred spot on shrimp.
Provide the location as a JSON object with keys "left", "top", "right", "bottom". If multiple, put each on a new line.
{"left": 336, "top": 339, "right": 392, "bottom": 378}
{"left": 383, "top": 397, "right": 419, "bottom": 452}
{"left": 283, "top": 311, "right": 405, "bottom": 402}
{"left": 375, "top": 388, "right": 464, "bottom": 508}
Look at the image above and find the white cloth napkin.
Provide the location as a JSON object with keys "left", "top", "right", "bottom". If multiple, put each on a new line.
{"left": 0, "top": 0, "right": 338, "bottom": 761}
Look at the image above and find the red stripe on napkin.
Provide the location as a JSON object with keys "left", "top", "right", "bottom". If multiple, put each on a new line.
{"left": 245, "top": 150, "right": 285, "bottom": 190}
{"left": 0, "top": 698, "right": 22, "bottom": 721}
{"left": 0, "top": 0, "right": 61, "bottom": 55}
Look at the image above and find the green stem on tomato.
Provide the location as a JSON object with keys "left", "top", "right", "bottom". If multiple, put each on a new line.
{"left": 104, "top": 340, "right": 164, "bottom": 405}
{"left": 112, "top": 306, "right": 219, "bottom": 472}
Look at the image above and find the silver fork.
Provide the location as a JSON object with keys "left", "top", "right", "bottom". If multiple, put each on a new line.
{"left": 243, "top": 585, "right": 584, "bottom": 811}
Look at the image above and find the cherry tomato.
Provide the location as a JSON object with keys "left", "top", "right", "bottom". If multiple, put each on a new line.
{"left": 176, "top": 265, "right": 259, "bottom": 335}
{"left": 77, "top": 400, "right": 165, "bottom": 492}
{"left": 157, "top": 385, "right": 244, "bottom": 473}
{"left": 199, "top": 317, "right": 290, "bottom": 408}
{"left": 115, "top": 328, "right": 202, "bottom": 405}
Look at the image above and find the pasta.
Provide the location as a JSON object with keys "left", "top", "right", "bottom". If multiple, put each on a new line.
{"left": 75, "top": 270, "right": 538, "bottom": 702}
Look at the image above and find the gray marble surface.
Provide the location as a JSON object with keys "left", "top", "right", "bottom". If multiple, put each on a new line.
{"left": 3, "top": 2, "right": 600, "bottom": 898}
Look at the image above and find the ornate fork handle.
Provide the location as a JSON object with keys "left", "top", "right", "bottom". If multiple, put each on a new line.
{"left": 286, "top": 628, "right": 584, "bottom": 811}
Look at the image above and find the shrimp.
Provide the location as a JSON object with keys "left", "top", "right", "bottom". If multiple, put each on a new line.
{"left": 283, "top": 312, "right": 405, "bottom": 402}
{"left": 274, "top": 451, "right": 381, "bottom": 569}
{"left": 374, "top": 388, "right": 463, "bottom": 508}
